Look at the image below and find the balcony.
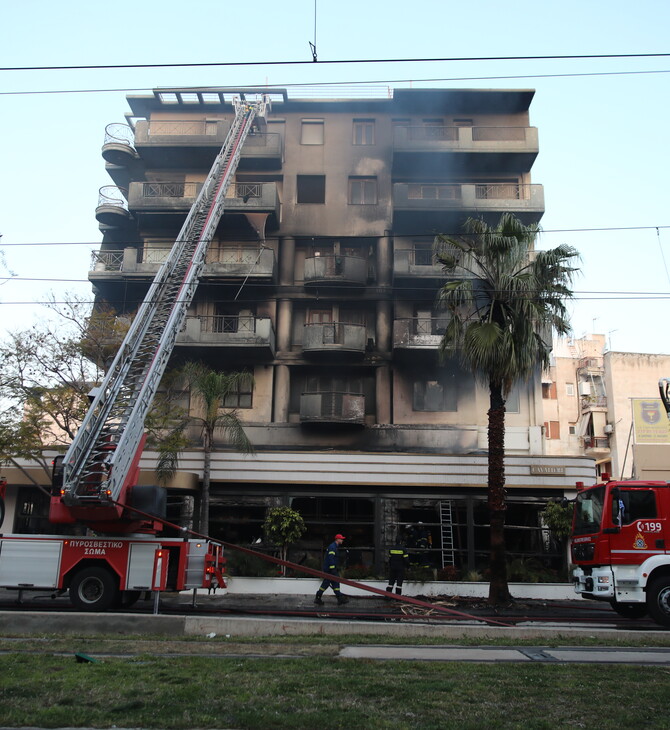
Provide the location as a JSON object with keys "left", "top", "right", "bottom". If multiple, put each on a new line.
{"left": 303, "top": 255, "right": 368, "bottom": 288}
{"left": 127, "top": 180, "right": 280, "bottom": 228}
{"left": 582, "top": 435, "right": 611, "bottom": 458}
{"left": 393, "top": 318, "right": 446, "bottom": 353}
{"left": 132, "top": 119, "right": 282, "bottom": 169}
{"left": 300, "top": 392, "right": 365, "bottom": 425}
{"left": 393, "top": 125, "right": 539, "bottom": 174}
{"left": 580, "top": 395, "right": 608, "bottom": 414}
{"left": 95, "top": 186, "right": 131, "bottom": 227}
{"left": 89, "top": 245, "right": 276, "bottom": 283}
{"left": 302, "top": 323, "right": 367, "bottom": 359}
{"left": 176, "top": 315, "right": 275, "bottom": 358}
{"left": 392, "top": 182, "right": 544, "bottom": 230}
{"left": 393, "top": 249, "right": 443, "bottom": 281}
{"left": 101, "top": 123, "right": 138, "bottom": 166}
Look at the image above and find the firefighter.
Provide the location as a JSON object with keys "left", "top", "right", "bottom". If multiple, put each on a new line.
{"left": 385, "top": 537, "right": 409, "bottom": 596}
{"left": 314, "top": 534, "right": 349, "bottom": 605}
{"left": 416, "top": 522, "right": 433, "bottom": 569}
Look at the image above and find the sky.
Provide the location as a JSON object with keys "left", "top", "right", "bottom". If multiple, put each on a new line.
{"left": 1, "top": 0, "right": 669, "bottom": 354}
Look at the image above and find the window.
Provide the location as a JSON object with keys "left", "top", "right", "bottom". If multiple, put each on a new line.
{"left": 413, "top": 374, "right": 457, "bottom": 412}
{"left": 353, "top": 119, "right": 375, "bottom": 145}
{"left": 348, "top": 177, "right": 377, "bottom": 205}
{"left": 453, "top": 118, "right": 474, "bottom": 127}
{"left": 542, "top": 382, "right": 557, "bottom": 399}
{"left": 412, "top": 242, "right": 434, "bottom": 266}
{"left": 297, "top": 175, "right": 325, "bottom": 203}
{"left": 566, "top": 383, "right": 575, "bottom": 397}
{"left": 544, "top": 421, "right": 560, "bottom": 439}
{"left": 613, "top": 489, "right": 657, "bottom": 525}
{"left": 300, "top": 119, "right": 324, "bottom": 145}
{"left": 569, "top": 425, "right": 576, "bottom": 435}
{"left": 222, "top": 372, "right": 254, "bottom": 409}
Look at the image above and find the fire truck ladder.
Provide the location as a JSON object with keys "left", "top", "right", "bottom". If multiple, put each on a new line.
{"left": 61, "top": 96, "right": 269, "bottom": 508}
{"left": 439, "top": 500, "right": 456, "bottom": 568}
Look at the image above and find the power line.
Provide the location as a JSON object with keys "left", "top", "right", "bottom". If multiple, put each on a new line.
{"left": 3, "top": 68, "right": 670, "bottom": 97}
{"left": 3, "top": 226, "right": 670, "bottom": 246}
{"left": 3, "top": 51, "right": 670, "bottom": 73}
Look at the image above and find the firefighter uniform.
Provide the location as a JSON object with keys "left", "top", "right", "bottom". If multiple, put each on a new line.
{"left": 314, "top": 534, "right": 349, "bottom": 605}
{"left": 386, "top": 542, "right": 409, "bottom": 595}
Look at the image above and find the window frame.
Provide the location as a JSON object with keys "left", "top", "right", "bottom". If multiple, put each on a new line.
{"left": 353, "top": 119, "right": 375, "bottom": 145}
{"left": 348, "top": 176, "right": 378, "bottom": 205}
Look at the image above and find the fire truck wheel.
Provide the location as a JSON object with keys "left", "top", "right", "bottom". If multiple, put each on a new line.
{"left": 609, "top": 601, "right": 648, "bottom": 620}
{"left": 69, "top": 567, "right": 119, "bottom": 611}
{"left": 646, "top": 576, "right": 670, "bottom": 627}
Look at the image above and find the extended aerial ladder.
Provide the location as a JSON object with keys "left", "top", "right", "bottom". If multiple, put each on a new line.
{"left": 50, "top": 95, "right": 270, "bottom": 532}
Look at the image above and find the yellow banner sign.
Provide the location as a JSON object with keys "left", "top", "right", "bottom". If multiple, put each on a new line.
{"left": 632, "top": 398, "right": 670, "bottom": 444}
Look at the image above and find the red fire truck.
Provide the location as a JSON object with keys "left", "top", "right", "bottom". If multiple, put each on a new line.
{"left": 0, "top": 94, "right": 270, "bottom": 611}
{"left": 571, "top": 378, "right": 670, "bottom": 627}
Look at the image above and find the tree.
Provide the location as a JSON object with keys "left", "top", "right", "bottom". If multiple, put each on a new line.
{"left": 435, "top": 213, "right": 578, "bottom": 604}
{"left": 157, "top": 363, "right": 254, "bottom": 533}
{"left": 263, "top": 506, "right": 307, "bottom": 575}
{"left": 0, "top": 296, "right": 126, "bottom": 489}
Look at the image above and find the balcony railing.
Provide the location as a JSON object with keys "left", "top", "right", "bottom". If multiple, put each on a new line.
{"left": 581, "top": 395, "right": 608, "bottom": 412}
{"left": 128, "top": 181, "right": 279, "bottom": 216}
{"left": 95, "top": 186, "right": 130, "bottom": 226}
{"left": 303, "top": 323, "right": 367, "bottom": 355}
{"left": 394, "top": 125, "right": 537, "bottom": 148}
{"left": 393, "top": 249, "right": 442, "bottom": 278}
{"left": 393, "top": 182, "right": 544, "bottom": 215}
{"left": 133, "top": 120, "right": 283, "bottom": 161}
{"left": 303, "top": 255, "right": 368, "bottom": 286}
{"left": 177, "top": 316, "right": 275, "bottom": 354}
{"left": 582, "top": 436, "right": 610, "bottom": 451}
{"left": 90, "top": 249, "right": 124, "bottom": 271}
{"left": 103, "top": 123, "right": 135, "bottom": 147}
{"left": 102, "top": 124, "right": 137, "bottom": 166}
{"left": 88, "top": 245, "right": 276, "bottom": 281}
{"left": 393, "top": 318, "right": 448, "bottom": 348}
{"left": 300, "top": 392, "right": 365, "bottom": 425}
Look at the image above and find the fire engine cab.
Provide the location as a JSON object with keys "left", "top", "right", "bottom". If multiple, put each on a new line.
{"left": 572, "top": 378, "right": 670, "bottom": 627}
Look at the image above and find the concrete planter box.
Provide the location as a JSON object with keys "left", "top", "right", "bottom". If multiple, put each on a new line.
{"left": 220, "top": 577, "right": 576, "bottom": 601}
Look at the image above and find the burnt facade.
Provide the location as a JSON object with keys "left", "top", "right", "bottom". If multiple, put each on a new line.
{"left": 89, "top": 87, "right": 594, "bottom": 575}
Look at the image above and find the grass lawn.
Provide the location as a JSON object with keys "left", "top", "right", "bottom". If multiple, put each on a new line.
{"left": 1, "top": 635, "right": 670, "bottom": 729}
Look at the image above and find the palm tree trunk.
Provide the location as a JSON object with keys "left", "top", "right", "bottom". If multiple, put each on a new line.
{"left": 199, "top": 429, "right": 213, "bottom": 534}
{"left": 488, "top": 379, "right": 511, "bottom": 604}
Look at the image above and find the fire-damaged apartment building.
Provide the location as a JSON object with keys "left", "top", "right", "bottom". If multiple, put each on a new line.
{"left": 11, "top": 87, "right": 597, "bottom": 575}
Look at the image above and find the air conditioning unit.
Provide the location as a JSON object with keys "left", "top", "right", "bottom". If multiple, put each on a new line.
{"left": 578, "top": 382, "right": 591, "bottom": 396}
{"left": 604, "top": 424, "right": 614, "bottom": 434}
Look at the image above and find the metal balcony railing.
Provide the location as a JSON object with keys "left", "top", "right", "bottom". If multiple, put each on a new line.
{"left": 90, "top": 250, "right": 124, "bottom": 271}
{"left": 103, "top": 123, "right": 135, "bottom": 148}
{"left": 97, "top": 186, "right": 128, "bottom": 210}
{"left": 582, "top": 436, "right": 610, "bottom": 450}
{"left": 581, "top": 395, "right": 608, "bottom": 411}
{"left": 141, "top": 181, "right": 200, "bottom": 198}
{"left": 148, "top": 120, "right": 214, "bottom": 136}
{"left": 474, "top": 183, "right": 531, "bottom": 200}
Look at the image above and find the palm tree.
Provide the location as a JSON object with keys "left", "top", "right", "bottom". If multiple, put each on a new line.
{"left": 435, "top": 213, "right": 578, "bottom": 604}
{"left": 185, "top": 363, "right": 254, "bottom": 533}
{"left": 156, "top": 363, "right": 254, "bottom": 533}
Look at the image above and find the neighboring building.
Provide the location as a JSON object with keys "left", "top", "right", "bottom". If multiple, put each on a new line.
{"left": 543, "top": 334, "right": 670, "bottom": 481}
{"left": 3, "top": 87, "right": 595, "bottom": 575}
